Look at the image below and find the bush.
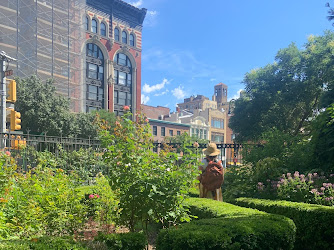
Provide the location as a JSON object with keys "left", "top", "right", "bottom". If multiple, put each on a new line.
{"left": 156, "top": 198, "right": 296, "bottom": 250}
{"left": 0, "top": 153, "right": 88, "bottom": 239}
{"left": 0, "top": 236, "right": 87, "bottom": 250}
{"left": 232, "top": 197, "right": 334, "bottom": 250}
{"left": 100, "top": 111, "right": 199, "bottom": 231}
{"left": 95, "top": 232, "right": 147, "bottom": 250}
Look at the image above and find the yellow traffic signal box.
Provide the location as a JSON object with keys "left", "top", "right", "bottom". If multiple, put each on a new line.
{"left": 10, "top": 110, "right": 21, "bottom": 131}
{"left": 7, "top": 80, "right": 17, "bottom": 103}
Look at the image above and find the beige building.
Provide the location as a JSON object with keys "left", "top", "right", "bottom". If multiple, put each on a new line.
{"left": 148, "top": 119, "right": 190, "bottom": 143}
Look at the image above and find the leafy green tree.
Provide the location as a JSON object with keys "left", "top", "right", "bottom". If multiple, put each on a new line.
{"left": 230, "top": 31, "right": 334, "bottom": 142}
{"left": 15, "top": 76, "right": 116, "bottom": 138}
{"left": 16, "top": 76, "right": 74, "bottom": 136}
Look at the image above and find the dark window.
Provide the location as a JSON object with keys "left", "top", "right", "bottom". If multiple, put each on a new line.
{"left": 129, "top": 34, "right": 135, "bottom": 46}
{"left": 122, "top": 31, "right": 127, "bottom": 43}
{"left": 177, "top": 131, "right": 181, "bottom": 136}
{"left": 169, "top": 130, "right": 173, "bottom": 136}
{"left": 91, "top": 19, "right": 97, "bottom": 33}
{"left": 161, "top": 127, "right": 165, "bottom": 136}
{"left": 86, "top": 43, "right": 104, "bottom": 112}
{"left": 153, "top": 126, "right": 157, "bottom": 136}
{"left": 114, "top": 90, "right": 132, "bottom": 107}
{"left": 114, "top": 53, "right": 131, "bottom": 67}
{"left": 114, "top": 52, "right": 133, "bottom": 115}
{"left": 87, "top": 43, "right": 104, "bottom": 60}
{"left": 85, "top": 16, "right": 89, "bottom": 31}
{"left": 100, "top": 22, "right": 106, "bottom": 36}
{"left": 114, "top": 28, "right": 119, "bottom": 41}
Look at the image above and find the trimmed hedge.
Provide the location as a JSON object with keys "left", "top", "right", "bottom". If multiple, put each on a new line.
{"left": 232, "top": 197, "right": 334, "bottom": 250}
{"left": 94, "top": 231, "right": 147, "bottom": 250}
{"left": 156, "top": 198, "right": 296, "bottom": 250}
{"left": 0, "top": 236, "right": 87, "bottom": 250}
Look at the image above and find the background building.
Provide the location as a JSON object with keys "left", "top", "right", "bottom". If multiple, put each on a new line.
{"left": 0, "top": 0, "right": 146, "bottom": 114}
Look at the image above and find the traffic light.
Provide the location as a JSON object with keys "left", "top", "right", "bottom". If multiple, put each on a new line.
{"left": 7, "top": 79, "right": 17, "bottom": 103}
{"left": 10, "top": 109, "right": 21, "bottom": 131}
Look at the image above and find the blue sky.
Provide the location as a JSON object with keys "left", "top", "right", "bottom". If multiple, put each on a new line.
{"left": 124, "top": 0, "right": 333, "bottom": 111}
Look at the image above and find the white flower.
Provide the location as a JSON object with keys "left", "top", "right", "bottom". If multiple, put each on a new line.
{"left": 166, "top": 168, "right": 170, "bottom": 171}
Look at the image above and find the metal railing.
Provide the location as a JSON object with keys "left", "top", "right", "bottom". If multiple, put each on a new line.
{"left": 0, "top": 132, "right": 101, "bottom": 153}
{"left": 153, "top": 142, "right": 244, "bottom": 168}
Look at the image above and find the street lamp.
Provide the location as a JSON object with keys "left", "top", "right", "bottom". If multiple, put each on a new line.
{"left": 228, "top": 99, "right": 235, "bottom": 116}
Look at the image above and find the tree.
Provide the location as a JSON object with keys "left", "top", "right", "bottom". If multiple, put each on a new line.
{"left": 326, "top": 2, "right": 334, "bottom": 25}
{"left": 16, "top": 76, "right": 117, "bottom": 138}
{"left": 16, "top": 76, "right": 75, "bottom": 136}
{"left": 229, "top": 31, "right": 334, "bottom": 142}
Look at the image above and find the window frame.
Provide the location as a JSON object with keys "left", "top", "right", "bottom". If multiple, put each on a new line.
{"left": 122, "top": 31, "right": 127, "bottom": 44}
{"left": 91, "top": 18, "right": 97, "bottom": 33}
{"left": 114, "top": 27, "right": 120, "bottom": 41}
{"left": 129, "top": 33, "right": 135, "bottom": 46}
{"left": 100, "top": 22, "right": 107, "bottom": 36}
{"left": 161, "top": 127, "right": 165, "bottom": 136}
{"left": 153, "top": 126, "right": 157, "bottom": 136}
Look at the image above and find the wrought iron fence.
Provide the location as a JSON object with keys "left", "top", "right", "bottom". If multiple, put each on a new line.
{"left": 0, "top": 132, "right": 247, "bottom": 169}
{"left": 152, "top": 142, "right": 244, "bottom": 168}
{"left": 0, "top": 132, "right": 101, "bottom": 154}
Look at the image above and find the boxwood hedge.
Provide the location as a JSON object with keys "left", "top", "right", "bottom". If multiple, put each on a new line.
{"left": 232, "top": 197, "right": 334, "bottom": 250}
{"left": 156, "top": 198, "right": 296, "bottom": 250}
{"left": 94, "top": 231, "right": 147, "bottom": 250}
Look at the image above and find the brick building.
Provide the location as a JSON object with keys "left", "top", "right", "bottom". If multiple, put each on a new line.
{"left": 0, "top": 0, "right": 146, "bottom": 115}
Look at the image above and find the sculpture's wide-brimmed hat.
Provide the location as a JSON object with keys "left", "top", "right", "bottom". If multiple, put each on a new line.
{"left": 202, "top": 142, "right": 220, "bottom": 156}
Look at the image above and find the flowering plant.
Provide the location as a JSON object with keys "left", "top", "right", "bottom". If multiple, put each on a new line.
{"left": 99, "top": 111, "right": 199, "bottom": 232}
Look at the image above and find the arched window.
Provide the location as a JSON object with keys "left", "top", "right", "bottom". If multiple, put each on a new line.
{"left": 86, "top": 43, "right": 104, "bottom": 112}
{"left": 129, "top": 34, "right": 135, "bottom": 46}
{"left": 100, "top": 22, "right": 106, "bottom": 36}
{"left": 91, "top": 19, "right": 97, "bottom": 33}
{"left": 114, "top": 28, "right": 119, "bottom": 41}
{"left": 122, "top": 31, "right": 127, "bottom": 43}
{"left": 114, "top": 53, "right": 133, "bottom": 115}
{"left": 85, "top": 16, "right": 89, "bottom": 31}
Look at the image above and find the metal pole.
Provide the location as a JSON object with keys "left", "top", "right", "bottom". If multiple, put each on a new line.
{"left": 0, "top": 59, "right": 6, "bottom": 134}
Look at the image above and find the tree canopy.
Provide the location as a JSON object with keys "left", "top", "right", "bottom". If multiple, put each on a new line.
{"left": 15, "top": 76, "right": 116, "bottom": 138}
{"left": 229, "top": 31, "right": 334, "bottom": 142}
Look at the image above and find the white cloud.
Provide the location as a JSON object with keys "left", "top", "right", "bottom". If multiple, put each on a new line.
{"left": 144, "top": 10, "right": 158, "bottom": 27}
{"left": 154, "top": 89, "right": 169, "bottom": 96}
{"left": 210, "top": 78, "right": 216, "bottom": 82}
{"left": 228, "top": 89, "right": 243, "bottom": 101}
{"left": 141, "top": 94, "right": 150, "bottom": 104}
{"left": 130, "top": 0, "right": 143, "bottom": 7}
{"left": 142, "top": 78, "right": 169, "bottom": 93}
{"left": 172, "top": 86, "right": 186, "bottom": 100}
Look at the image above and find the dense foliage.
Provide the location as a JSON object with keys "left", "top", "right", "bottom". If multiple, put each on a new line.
{"left": 0, "top": 152, "right": 116, "bottom": 240}
{"left": 15, "top": 76, "right": 116, "bottom": 138}
{"left": 157, "top": 198, "right": 296, "bottom": 250}
{"left": 233, "top": 197, "right": 334, "bottom": 250}
{"left": 100, "top": 110, "right": 200, "bottom": 232}
{"left": 230, "top": 31, "right": 334, "bottom": 142}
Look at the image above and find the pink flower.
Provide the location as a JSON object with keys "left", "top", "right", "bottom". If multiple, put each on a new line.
{"left": 310, "top": 188, "right": 317, "bottom": 194}
{"left": 145, "top": 118, "right": 149, "bottom": 123}
{"left": 95, "top": 194, "right": 100, "bottom": 198}
{"left": 294, "top": 171, "right": 299, "bottom": 178}
{"left": 320, "top": 187, "right": 325, "bottom": 191}
{"left": 123, "top": 105, "right": 130, "bottom": 111}
{"left": 193, "top": 142, "right": 199, "bottom": 148}
{"left": 5, "top": 151, "right": 10, "bottom": 156}
{"left": 89, "top": 194, "right": 94, "bottom": 199}
{"left": 287, "top": 173, "right": 291, "bottom": 177}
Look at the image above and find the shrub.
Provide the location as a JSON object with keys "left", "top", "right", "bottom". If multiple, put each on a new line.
{"left": 95, "top": 232, "right": 147, "bottom": 250}
{"left": 232, "top": 197, "right": 334, "bottom": 250}
{"left": 100, "top": 111, "right": 199, "bottom": 231}
{"left": 0, "top": 154, "right": 88, "bottom": 239}
{"left": 0, "top": 236, "right": 87, "bottom": 250}
{"left": 156, "top": 198, "right": 296, "bottom": 250}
